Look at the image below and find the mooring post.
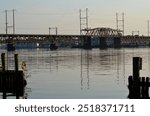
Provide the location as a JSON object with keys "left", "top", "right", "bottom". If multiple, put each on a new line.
{"left": 141, "top": 77, "right": 146, "bottom": 98}
{"left": 14, "top": 54, "right": 19, "bottom": 99}
{"left": 133, "top": 57, "right": 142, "bottom": 82}
{"left": 1, "top": 53, "right": 5, "bottom": 71}
{"left": 132, "top": 57, "right": 142, "bottom": 98}
{"left": 1, "top": 53, "right": 6, "bottom": 99}
{"left": 15, "top": 54, "right": 18, "bottom": 71}
{"left": 146, "top": 77, "right": 149, "bottom": 98}
{"left": 128, "top": 76, "right": 134, "bottom": 98}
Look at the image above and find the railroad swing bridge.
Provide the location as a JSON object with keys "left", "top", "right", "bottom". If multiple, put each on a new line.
{"left": 81, "top": 27, "right": 123, "bottom": 48}
{"left": 81, "top": 27, "right": 122, "bottom": 36}
{"left": 0, "top": 27, "right": 150, "bottom": 50}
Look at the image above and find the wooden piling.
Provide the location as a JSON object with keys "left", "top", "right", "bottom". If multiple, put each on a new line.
{"left": 132, "top": 57, "right": 142, "bottom": 98}
{"left": 1, "top": 53, "right": 5, "bottom": 71}
{"left": 133, "top": 57, "right": 142, "bottom": 83}
{"left": 0, "top": 53, "right": 25, "bottom": 99}
{"left": 128, "top": 57, "right": 150, "bottom": 99}
{"left": 146, "top": 77, "right": 149, "bottom": 98}
{"left": 141, "top": 77, "right": 146, "bottom": 98}
{"left": 128, "top": 76, "right": 133, "bottom": 98}
{"left": 14, "top": 54, "right": 19, "bottom": 99}
{"left": 15, "top": 54, "right": 18, "bottom": 71}
{"left": 1, "top": 53, "right": 6, "bottom": 99}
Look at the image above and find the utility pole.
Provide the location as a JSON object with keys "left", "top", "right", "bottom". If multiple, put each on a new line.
{"left": 79, "top": 9, "right": 82, "bottom": 35}
{"left": 5, "top": 10, "right": 8, "bottom": 34}
{"left": 122, "top": 12, "right": 125, "bottom": 36}
{"left": 86, "top": 8, "right": 88, "bottom": 29}
{"left": 116, "top": 13, "right": 118, "bottom": 31}
{"left": 12, "top": 9, "right": 16, "bottom": 34}
{"left": 148, "top": 20, "right": 150, "bottom": 36}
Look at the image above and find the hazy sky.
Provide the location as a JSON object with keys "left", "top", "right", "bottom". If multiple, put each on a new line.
{"left": 0, "top": 0, "right": 150, "bottom": 35}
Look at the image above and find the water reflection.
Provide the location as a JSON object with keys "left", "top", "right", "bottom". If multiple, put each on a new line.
{"left": 0, "top": 48, "right": 150, "bottom": 98}
{"left": 80, "top": 50, "right": 91, "bottom": 90}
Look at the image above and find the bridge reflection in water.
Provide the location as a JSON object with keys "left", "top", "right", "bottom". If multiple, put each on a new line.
{"left": 0, "top": 48, "right": 150, "bottom": 99}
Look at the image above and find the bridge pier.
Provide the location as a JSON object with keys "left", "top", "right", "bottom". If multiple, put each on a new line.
{"left": 50, "top": 39, "right": 58, "bottom": 50}
{"left": 114, "top": 37, "right": 121, "bottom": 48}
{"left": 83, "top": 36, "right": 92, "bottom": 49}
{"left": 7, "top": 43, "right": 15, "bottom": 51}
{"left": 99, "top": 37, "right": 107, "bottom": 49}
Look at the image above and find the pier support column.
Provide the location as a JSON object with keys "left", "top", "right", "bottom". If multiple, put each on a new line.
{"left": 83, "top": 36, "right": 92, "bottom": 49}
{"left": 50, "top": 39, "right": 58, "bottom": 50}
{"left": 114, "top": 37, "right": 121, "bottom": 48}
{"left": 99, "top": 37, "right": 107, "bottom": 49}
{"left": 7, "top": 43, "right": 15, "bottom": 51}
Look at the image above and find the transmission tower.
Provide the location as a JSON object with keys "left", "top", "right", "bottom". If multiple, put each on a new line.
{"left": 5, "top": 10, "right": 8, "bottom": 34}
{"left": 5, "top": 9, "right": 16, "bottom": 34}
{"left": 79, "top": 8, "right": 89, "bottom": 35}
{"left": 116, "top": 12, "right": 125, "bottom": 35}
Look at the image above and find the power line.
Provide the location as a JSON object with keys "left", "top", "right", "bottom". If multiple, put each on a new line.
{"left": 17, "top": 11, "right": 76, "bottom": 16}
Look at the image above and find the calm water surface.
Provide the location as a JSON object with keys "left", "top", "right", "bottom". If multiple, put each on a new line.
{"left": 1, "top": 48, "right": 150, "bottom": 99}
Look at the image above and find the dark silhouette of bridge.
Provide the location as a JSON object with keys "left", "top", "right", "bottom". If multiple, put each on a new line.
{"left": 0, "top": 27, "right": 150, "bottom": 50}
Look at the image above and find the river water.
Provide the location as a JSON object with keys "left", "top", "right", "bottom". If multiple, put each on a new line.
{"left": 0, "top": 48, "right": 150, "bottom": 99}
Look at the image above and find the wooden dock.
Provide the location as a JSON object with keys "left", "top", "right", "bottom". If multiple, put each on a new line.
{"left": 0, "top": 53, "right": 26, "bottom": 99}
{"left": 128, "top": 57, "right": 150, "bottom": 99}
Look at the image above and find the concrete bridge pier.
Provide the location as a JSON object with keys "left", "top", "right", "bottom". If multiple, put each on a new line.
{"left": 83, "top": 36, "right": 92, "bottom": 49}
{"left": 7, "top": 43, "right": 15, "bottom": 51}
{"left": 50, "top": 39, "right": 58, "bottom": 50}
{"left": 114, "top": 37, "right": 121, "bottom": 48}
{"left": 99, "top": 37, "right": 107, "bottom": 49}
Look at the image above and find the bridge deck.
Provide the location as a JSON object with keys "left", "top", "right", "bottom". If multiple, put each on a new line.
{"left": 0, "top": 34, "right": 150, "bottom": 45}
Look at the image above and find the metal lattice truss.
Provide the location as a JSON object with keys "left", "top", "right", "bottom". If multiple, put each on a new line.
{"left": 81, "top": 27, "right": 122, "bottom": 37}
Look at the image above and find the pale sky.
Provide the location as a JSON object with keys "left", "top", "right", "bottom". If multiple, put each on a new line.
{"left": 0, "top": 0, "right": 150, "bottom": 35}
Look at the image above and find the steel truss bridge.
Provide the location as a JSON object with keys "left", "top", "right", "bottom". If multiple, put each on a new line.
{"left": 0, "top": 27, "right": 150, "bottom": 47}
{"left": 82, "top": 27, "right": 122, "bottom": 36}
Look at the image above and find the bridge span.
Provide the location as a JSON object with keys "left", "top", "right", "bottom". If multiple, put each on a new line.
{"left": 0, "top": 33, "right": 88, "bottom": 43}
{"left": 0, "top": 33, "right": 150, "bottom": 49}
